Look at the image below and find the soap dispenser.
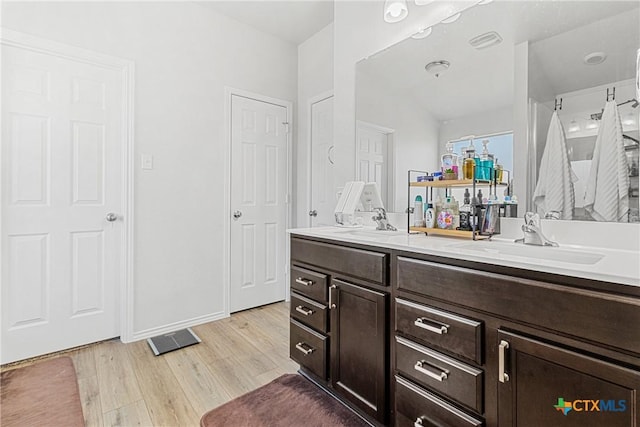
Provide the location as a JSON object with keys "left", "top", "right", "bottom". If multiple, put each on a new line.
{"left": 441, "top": 142, "right": 459, "bottom": 176}
{"left": 480, "top": 139, "right": 494, "bottom": 181}
{"left": 463, "top": 140, "right": 477, "bottom": 180}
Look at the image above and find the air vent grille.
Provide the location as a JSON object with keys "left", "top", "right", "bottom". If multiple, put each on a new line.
{"left": 469, "top": 31, "right": 503, "bottom": 50}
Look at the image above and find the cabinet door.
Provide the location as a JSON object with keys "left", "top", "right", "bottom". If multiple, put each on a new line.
{"left": 497, "top": 330, "right": 640, "bottom": 427}
{"left": 331, "top": 278, "right": 388, "bottom": 423}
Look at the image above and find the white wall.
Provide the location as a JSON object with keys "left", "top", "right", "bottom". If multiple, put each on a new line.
{"left": 356, "top": 72, "right": 439, "bottom": 212}
{"left": 332, "top": 0, "right": 478, "bottom": 203}
{"left": 296, "top": 23, "right": 334, "bottom": 227}
{"left": 1, "top": 2, "right": 298, "bottom": 337}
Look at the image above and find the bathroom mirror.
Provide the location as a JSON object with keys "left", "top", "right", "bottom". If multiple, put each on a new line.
{"left": 355, "top": 0, "right": 639, "bottom": 222}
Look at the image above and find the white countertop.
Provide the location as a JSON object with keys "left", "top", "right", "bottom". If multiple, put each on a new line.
{"left": 288, "top": 226, "right": 640, "bottom": 288}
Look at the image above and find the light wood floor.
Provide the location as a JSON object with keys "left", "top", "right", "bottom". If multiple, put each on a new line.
{"left": 8, "top": 301, "right": 298, "bottom": 427}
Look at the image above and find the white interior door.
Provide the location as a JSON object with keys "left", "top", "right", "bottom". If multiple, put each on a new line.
{"left": 1, "top": 39, "right": 124, "bottom": 363}
{"left": 230, "top": 95, "right": 288, "bottom": 313}
{"left": 310, "top": 95, "right": 334, "bottom": 227}
{"left": 356, "top": 122, "right": 390, "bottom": 208}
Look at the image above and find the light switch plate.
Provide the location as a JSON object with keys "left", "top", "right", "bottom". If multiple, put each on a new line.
{"left": 141, "top": 154, "right": 153, "bottom": 170}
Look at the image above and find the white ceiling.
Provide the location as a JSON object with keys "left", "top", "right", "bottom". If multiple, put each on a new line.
{"left": 357, "top": 1, "right": 640, "bottom": 122}
{"left": 196, "top": 0, "right": 334, "bottom": 45}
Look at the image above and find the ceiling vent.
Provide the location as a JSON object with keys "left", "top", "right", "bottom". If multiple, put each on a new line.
{"left": 469, "top": 31, "right": 503, "bottom": 50}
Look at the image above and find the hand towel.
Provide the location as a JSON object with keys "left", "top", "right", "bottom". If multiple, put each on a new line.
{"left": 533, "top": 111, "right": 576, "bottom": 220}
{"left": 584, "top": 101, "right": 629, "bottom": 222}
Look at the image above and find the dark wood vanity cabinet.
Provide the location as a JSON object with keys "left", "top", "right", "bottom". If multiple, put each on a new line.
{"left": 392, "top": 252, "right": 640, "bottom": 427}
{"left": 289, "top": 237, "right": 390, "bottom": 424}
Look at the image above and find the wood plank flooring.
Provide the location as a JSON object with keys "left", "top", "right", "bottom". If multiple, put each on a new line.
{"left": 4, "top": 301, "right": 298, "bottom": 427}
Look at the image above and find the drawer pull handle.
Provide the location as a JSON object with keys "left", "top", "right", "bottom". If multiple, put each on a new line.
{"left": 295, "top": 342, "right": 314, "bottom": 355}
{"left": 414, "top": 317, "right": 449, "bottom": 335}
{"left": 329, "top": 284, "right": 337, "bottom": 309}
{"left": 295, "top": 278, "right": 314, "bottom": 286}
{"left": 295, "top": 305, "right": 314, "bottom": 316}
{"left": 414, "top": 360, "right": 448, "bottom": 382}
{"left": 414, "top": 417, "right": 424, "bottom": 427}
{"left": 499, "top": 340, "right": 510, "bottom": 383}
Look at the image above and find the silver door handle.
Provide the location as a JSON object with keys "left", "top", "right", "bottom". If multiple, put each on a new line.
{"left": 233, "top": 210, "right": 242, "bottom": 219}
{"left": 499, "top": 340, "right": 510, "bottom": 383}
{"left": 329, "top": 284, "right": 337, "bottom": 309}
{"left": 295, "top": 278, "right": 313, "bottom": 286}
{"left": 295, "top": 342, "right": 314, "bottom": 355}
{"left": 295, "top": 306, "right": 314, "bottom": 316}
{"left": 105, "top": 212, "right": 118, "bottom": 222}
{"left": 309, "top": 210, "right": 318, "bottom": 217}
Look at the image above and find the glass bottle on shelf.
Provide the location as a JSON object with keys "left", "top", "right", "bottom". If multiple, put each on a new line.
{"left": 458, "top": 188, "right": 473, "bottom": 231}
{"left": 463, "top": 140, "right": 476, "bottom": 180}
{"left": 495, "top": 158, "right": 504, "bottom": 183}
{"left": 441, "top": 142, "right": 459, "bottom": 177}
{"left": 479, "top": 139, "right": 494, "bottom": 181}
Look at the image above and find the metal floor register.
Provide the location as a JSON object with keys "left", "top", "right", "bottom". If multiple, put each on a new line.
{"left": 147, "top": 328, "right": 201, "bottom": 356}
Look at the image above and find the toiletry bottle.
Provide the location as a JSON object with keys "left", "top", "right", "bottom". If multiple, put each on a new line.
{"left": 425, "top": 203, "right": 435, "bottom": 228}
{"left": 463, "top": 140, "right": 476, "bottom": 180}
{"left": 458, "top": 188, "right": 472, "bottom": 231}
{"left": 450, "top": 195, "right": 460, "bottom": 229}
{"left": 414, "top": 195, "right": 425, "bottom": 227}
{"left": 434, "top": 195, "right": 443, "bottom": 228}
{"left": 480, "top": 139, "right": 494, "bottom": 181}
{"left": 441, "top": 142, "right": 459, "bottom": 176}
{"left": 495, "top": 158, "right": 504, "bottom": 183}
{"left": 437, "top": 197, "right": 454, "bottom": 230}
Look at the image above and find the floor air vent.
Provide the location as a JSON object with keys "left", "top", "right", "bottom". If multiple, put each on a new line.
{"left": 147, "top": 328, "right": 201, "bottom": 356}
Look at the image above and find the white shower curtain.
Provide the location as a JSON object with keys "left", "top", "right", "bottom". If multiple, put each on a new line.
{"left": 533, "top": 111, "right": 576, "bottom": 219}
{"left": 584, "top": 100, "right": 630, "bottom": 222}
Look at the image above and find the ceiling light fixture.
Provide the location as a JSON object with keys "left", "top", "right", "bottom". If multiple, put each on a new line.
{"left": 583, "top": 52, "right": 607, "bottom": 65}
{"left": 384, "top": 0, "right": 408, "bottom": 23}
{"left": 441, "top": 12, "right": 461, "bottom": 24}
{"left": 411, "top": 26, "right": 433, "bottom": 39}
{"left": 425, "top": 60, "right": 450, "bottom": 77}
{"left": 568, "top": 119, "right": 580, "bottom": 133}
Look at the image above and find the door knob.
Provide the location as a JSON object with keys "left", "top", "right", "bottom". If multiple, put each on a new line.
{"left": 105, "top": 212, "right": 118, "bottom": 222}
{"left": 233, "top": 210, "right": 243, "bottom": 219}
{"left": 309, "top": 210, "right": 318, "bottom": 217}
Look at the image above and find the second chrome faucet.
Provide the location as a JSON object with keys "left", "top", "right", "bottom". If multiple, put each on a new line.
{"left": 515, "top": 212, "right": 559, "bottom": 247}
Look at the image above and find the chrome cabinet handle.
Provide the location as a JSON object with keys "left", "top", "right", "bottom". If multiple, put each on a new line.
{"left": 233, "top": 210, "right": 242, "bottom": 219}
{"left": 295, "top": 306, "right": 314, "bottom": 316}
{"left": 414, "top": 317, "right": 449, "bottom": 335}
{"left": 309, "top": 210, "right": 318, "bottom": 217}
{"left": 414, "top": 417, "right": 424, "bottom": 427}
{"left": 499, "top": 340, "right": 510, "bottom": 383}
{"left": 329, "top": 284, "right": 337, "bottom": 309}
{"left": 295, "top": 342, "right": 314, "bottom": 355}
{"left": 414, "top": 360, "right": 448, "bottom": 382}
{"left": 295, "top": 278, "right": 313, "bottom": 286}
{"left": 105, "top": 212, "right": 118, "bottom": 222}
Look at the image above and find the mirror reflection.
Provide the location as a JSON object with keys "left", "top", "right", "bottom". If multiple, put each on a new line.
{"left": 355, "top": 0, "right": 639, "bottom": 222}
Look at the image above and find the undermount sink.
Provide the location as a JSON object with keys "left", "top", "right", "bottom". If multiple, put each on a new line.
{"left": 449, "top": 241, "right": 604, "bottom": 265}
{"left": 340, "top": 228, "right": 406, "bottom": 238}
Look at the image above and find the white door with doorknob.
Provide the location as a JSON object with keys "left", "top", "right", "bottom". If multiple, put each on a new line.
{"left": 310, "top": 94, "right": 334, "bottom": 227}
{"left": 1, "top": 35, "right": 126, "bottom": 363}
{"left": 229, "top": 94, "right": 288, "bottom": 313}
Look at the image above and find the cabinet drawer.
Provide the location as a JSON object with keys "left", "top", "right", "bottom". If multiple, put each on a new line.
{"left": 291, "top": 238, "right": 388, "bottom": 285}
{"left": 290, "top": 265, "right": 328, "bottom": 303}
{"left": 290, "top": 292, "right": 328, "bottom": 333}
{"left": 396, "top": 298, "right": 482, "bottom": 364}
{"left": 396, "top": 336, "right": 483, "bottom": 413}
{"left": 290, "top": 319, "right": 328, "bottom": 380}
{"left": 396, "top": 256, "right": 640, "bottom": 355}
{"left": 395, "top": 375, "right": 484, "bottom": 427}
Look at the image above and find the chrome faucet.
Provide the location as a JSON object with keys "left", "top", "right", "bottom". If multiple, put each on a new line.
{"left": 372, "top": 207, "right": 397, "bottom": 231}
{"left": 515, "top": 212, "right": 559, "bottom": 247}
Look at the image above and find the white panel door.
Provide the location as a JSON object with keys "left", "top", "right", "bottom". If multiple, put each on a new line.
{"left": 1, "top": 42, "right": 122, "bottom": 363}
{"left": 230, "top": 95, "right": 287, "bottom": 313}
{"left": 310, "top": 95, "right": 334, "bottom": 227}
{"left": 356, "top": 123, "right": 389, "bottom": 208}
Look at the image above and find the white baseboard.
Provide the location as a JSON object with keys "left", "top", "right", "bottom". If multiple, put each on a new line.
{"left": 125, "top": 311, "right": 229, "bottom": 343}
